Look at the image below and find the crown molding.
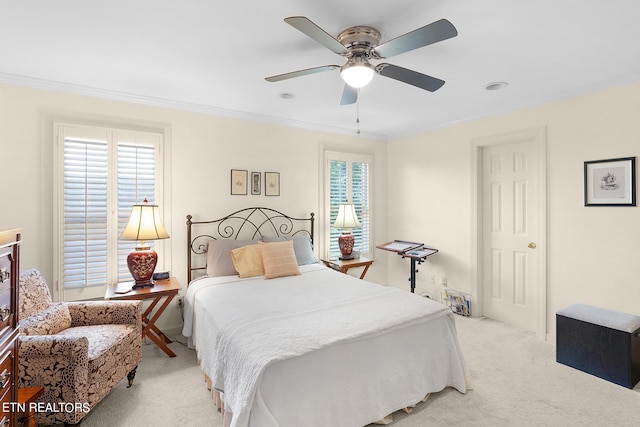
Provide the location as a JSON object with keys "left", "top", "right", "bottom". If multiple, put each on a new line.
{"left": 0, "top": 72, "right": 387, "bottom": 141}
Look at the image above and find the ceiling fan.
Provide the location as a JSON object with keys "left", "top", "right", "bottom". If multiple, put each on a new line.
{"left": 265, "top": 16, "right": 458, "bottom": 105}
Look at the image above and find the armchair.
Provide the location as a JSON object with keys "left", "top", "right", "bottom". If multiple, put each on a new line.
{"left": 18, "top": 269, "right": 142, "bottom": 426}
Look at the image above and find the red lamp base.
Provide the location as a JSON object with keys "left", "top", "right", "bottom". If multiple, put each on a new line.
{"left": 127, "top": 246, "right": 157, "bottom": 289}
{"left": 338, "top": 232, "right": 355, "bottom": 260}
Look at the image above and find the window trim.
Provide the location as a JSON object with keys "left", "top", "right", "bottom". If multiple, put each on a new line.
{"left": 53, "top": 122, "right": 168, "bottom": 301}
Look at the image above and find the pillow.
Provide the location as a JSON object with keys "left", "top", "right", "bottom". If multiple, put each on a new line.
{"left": 261, "top": 236, "right": 286, "bottom": 242}
{"left": 259, "top": 240, "right": 301, "bottom": 279}
{"left": 206, "top": 239, "right": 257, "bottom": 277}
{"left": 262, "top": 236, "right": 318, "bottom": 265}
{"left": 230, "top": 244, "right": 265, "bottom": 278}
{"left": 291, "top": 236, "right": 318, "bottom": 265}
{"left": 19, "top": 302, "right": 72, "bottom": 336}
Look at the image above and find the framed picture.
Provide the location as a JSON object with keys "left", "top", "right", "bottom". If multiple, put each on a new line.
{"left": 230, "top": 169, "right": 248, "bottom": 195}
{"left": 584, "top": 157, "right": 636, "bottom": 206}
{"left": 264, "top": 172, "right": 280, "bottom": 196}
{"left": 251, "top": 172, "right": 261, "bottom": 195}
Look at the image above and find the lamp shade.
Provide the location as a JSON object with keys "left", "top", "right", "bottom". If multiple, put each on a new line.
{"left": 120, "top": 201, "right": 169, "bottom": 242}
{"left": 332, "top": 203, "right": 362, "bottom": 229}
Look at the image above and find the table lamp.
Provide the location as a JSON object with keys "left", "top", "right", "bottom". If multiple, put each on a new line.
{"left": 332, "top": 201, "right": 361, "bottom": 260}
{"left": 120, "top": 199, "right": 170, "bottom": 289}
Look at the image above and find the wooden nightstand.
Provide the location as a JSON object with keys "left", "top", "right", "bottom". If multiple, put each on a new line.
{"left": 17, "top": 386, "right": 44, "bottom": 427}
{"left": 105, "top": 277, "right": 181, "bottom": 357}
{"left": 321, "top": 257, "right": 374, "bottom": 279}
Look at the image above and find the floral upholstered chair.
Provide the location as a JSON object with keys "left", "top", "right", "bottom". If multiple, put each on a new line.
{"left": 17, "top": 269, "right": 142, "bottom": 426}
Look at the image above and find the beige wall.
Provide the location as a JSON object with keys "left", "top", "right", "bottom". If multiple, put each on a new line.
{"left": 0, "top": 83, "right": 388, "bottom": 332}
{"left": 386, "top": 81, "right": 640, "bottom": 336}
{"left": 3, "top": 80, "right": 640, "bottom": 338}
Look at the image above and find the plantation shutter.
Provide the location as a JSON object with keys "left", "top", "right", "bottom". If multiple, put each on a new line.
{"left": 62, "top": 138, "right": 109, "bottom": 288}
{"left": 351, "top": 161, "right": 370, "bottom": 254}
{"left": 56, "top": 124, "right": 163, "bottom": 301}
{"left": 329, "top": 160, "right": 348, "bottom": 258}
{"left": 117, "top": 143, "right": 157, "bottom": 282}
{"left": 327, "top": 153, "right": 371, "bottom": 259}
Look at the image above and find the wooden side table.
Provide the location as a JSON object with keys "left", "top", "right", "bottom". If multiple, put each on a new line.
{"left": 17, "top": 386, "right": 44, "bottom": 427}
{"left": 321, "top": 257, "right": 374, "bottom": 279}
{"left": 105, "top": 277, "right": 181, "bottom": 357}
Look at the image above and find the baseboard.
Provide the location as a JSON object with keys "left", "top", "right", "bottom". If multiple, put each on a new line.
{"left": 546, "top": 333, "right": 556, "bottom": 345}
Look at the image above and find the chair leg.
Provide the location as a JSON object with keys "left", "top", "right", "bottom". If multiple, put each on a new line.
{"left": 127, "top": 365, "right": 138, "bottom": 388}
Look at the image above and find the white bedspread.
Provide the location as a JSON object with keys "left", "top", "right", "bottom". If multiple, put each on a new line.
{"left": 183, "top": 264, "right": 468, "bottom": 427}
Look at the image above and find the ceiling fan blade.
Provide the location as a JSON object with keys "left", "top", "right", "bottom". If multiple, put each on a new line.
{"left": 376, "top": 63, "right": 445, "bottom": 92}
{"left": 373, "top": 19, "right": 458, "bottom": 59}
{"left": 340, "top": 84, "right": 358, "bottom": 105}
{"left": 265, "top": 65, "right": 339, "bottom": 82}
{"left": 284, "top": 16, "right": 349, "bottom": 55}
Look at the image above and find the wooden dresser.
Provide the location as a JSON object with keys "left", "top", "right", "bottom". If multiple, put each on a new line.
{"left": 0, "top": 229, "right": 20, "bottom": 426}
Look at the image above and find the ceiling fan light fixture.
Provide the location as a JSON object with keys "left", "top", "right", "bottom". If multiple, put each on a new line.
{"left": 267, "top": 16, "right": 458, "bottom": 105}
{"left": 340, "top": 57, "right": 374, "bottom": 88}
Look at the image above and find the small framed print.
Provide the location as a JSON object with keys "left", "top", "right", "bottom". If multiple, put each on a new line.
{"left": 264, "top": 172, "right": 280, "bottom": 196}
{"left": 251, "top": 172, "right": 261, "bottom": 195}
{"left": 230, "top": 169, "right": 248, "bottom": 195}
{"left": 584, "top": 157, "right": 636, "bottom": 206}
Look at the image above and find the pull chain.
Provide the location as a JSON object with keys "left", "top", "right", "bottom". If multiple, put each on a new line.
{"left": 356, "top": 89, "right": 361, "bottom": 134}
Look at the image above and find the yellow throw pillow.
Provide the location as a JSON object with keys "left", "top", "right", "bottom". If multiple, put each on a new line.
{"left": 230, "top": 244, "right": 265, "bottom": 278}
{"left": 259, "top": 240, "right": 301, "bottom": 279}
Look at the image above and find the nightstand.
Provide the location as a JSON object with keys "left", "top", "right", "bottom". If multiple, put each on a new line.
{"left": 105, "top": 277, "right": 181, "bottom": 357}
{"left": 321, "top": 257, "right": 374, "bottom": 280}
{"left": 17, "top": 386, "right": 44, "bottom": 427}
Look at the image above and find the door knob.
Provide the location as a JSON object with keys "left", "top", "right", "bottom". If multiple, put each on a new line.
{"left": 528, "top": 242, "right": 537, "bottom": 249}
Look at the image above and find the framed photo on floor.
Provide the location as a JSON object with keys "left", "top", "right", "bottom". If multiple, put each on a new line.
{"left": 584, "top": 157, "right": 636, "bottom": 206}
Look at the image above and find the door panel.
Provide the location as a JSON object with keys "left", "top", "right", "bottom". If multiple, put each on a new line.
{"left": 482, "top": 141, "right": 538, "bottom": 331}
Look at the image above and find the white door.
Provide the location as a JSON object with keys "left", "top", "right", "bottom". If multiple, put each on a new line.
{"left": 482, "top": 140, "right": 539, "bottom": 331}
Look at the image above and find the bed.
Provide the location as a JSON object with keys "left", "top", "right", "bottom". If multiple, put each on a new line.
{"left": 182, "top": 207, "right": 470, "bottom": 427}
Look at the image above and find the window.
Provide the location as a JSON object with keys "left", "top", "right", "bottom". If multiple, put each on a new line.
{"left": 54, "top": 123, "right": 164, "bottom": 301}
{"left": 325, "top": 151, "right": 372, "bottom": 259}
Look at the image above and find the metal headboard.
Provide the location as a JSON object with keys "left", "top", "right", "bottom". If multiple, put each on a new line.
{"left": 186, "top": 207, "right": 315, "bottom": 283}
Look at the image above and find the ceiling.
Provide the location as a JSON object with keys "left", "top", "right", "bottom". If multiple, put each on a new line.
{"left": 2, "top": 0, "right": 640, "bottom": 139}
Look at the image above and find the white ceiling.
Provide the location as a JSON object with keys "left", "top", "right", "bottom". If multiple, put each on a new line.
{"left": 2, "top": 0, "right": 640, "bottom": 139}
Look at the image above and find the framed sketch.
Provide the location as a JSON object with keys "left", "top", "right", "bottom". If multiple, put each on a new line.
{"left": 230, "top": 169, "right": 248, "bottom": 195}
{"left": 264, "top": 172, "right": 280, "bottom": 196}
{"left": 584, "top": 157, "right": 636, "bottom": 206}
{"left": 251, "top": 172, "right": 261, "bottom": 195}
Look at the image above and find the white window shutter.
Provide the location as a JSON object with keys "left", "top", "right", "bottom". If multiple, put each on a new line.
{"left": 327, "top": 153, "right": 372, "bottom": 259}
{"left": 56, "top": 124, "right": 163, "bottom": 301}
{"left": 62, "top": 139, "right": 109, "bottom": 288}
{"left": 117, "top": 143, "right": 157, "bottom": 282}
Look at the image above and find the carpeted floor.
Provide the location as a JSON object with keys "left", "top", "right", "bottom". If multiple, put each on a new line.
{"left": 76, "top": 316, "right": 640, "bottom": 427}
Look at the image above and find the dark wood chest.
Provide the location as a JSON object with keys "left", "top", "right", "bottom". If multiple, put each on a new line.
{"left": 0, "top": 229, "right": 20, "bottom": 426}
